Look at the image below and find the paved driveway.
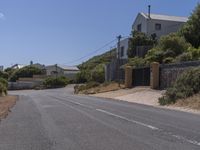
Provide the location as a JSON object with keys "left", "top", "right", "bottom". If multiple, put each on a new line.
{"left": 0, "top": 87, "right": 200, "bottom": 150}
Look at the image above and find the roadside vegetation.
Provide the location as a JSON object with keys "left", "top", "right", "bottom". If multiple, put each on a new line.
{"left": 157, "top": 4, "right": 200, "bottom": 108}
{"left": 159, "top": 68, "right": 200, "bottom": 106}
{"left": 43, "top": 76, "right": 69, "bottom": 89}
{"left": 76, "top": 49, "right": 116, "bottom": 84}
{"left": 0, "top": 72, "right": 8, "bottom": 96}
{"left": 74, "top": 82, "right": 123, "bottom": 94}
{"left": 9, "top": 66, "right": 45, "bottom": 82}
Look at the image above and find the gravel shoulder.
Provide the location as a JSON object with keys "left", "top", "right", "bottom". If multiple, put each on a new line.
{"left": 0, "top": 96, "right": 17, "bottom": 119}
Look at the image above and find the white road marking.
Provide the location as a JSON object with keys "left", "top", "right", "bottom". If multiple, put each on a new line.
{"left": 172, "top": 134, "right": 200, "bottom": 146}
{"left": 96, "top": 109, "right": 200, "bottom": 147}
{"left": 51, "top": 96, "right": 200, "bottom": 147}
{"left": 96, "top": 109, "right": 159, "bottom": 130}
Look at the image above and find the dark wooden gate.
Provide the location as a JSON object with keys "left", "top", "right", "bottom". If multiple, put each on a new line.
{"left": 132, "top": 67, "right": 150, "bottom": 86}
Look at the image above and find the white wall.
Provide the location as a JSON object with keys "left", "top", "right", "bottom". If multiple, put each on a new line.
{"left": 147, "top": 19, "right": 185, "bottom": 38}
{"left": 132, "top": 13, "right": 186, "bottom": 39}
{"left": 118, "top": 38, "right": 130, "bottom": 59}
{"left": 132, "top": 14, "right": 147, "bottom": 33}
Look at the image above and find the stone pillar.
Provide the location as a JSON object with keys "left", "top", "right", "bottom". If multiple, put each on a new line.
{"left": 125, "top": 66, "right": 133, "bottom": 88}
{"left": 150, "top": 62, "right": 160, "bottom": 89}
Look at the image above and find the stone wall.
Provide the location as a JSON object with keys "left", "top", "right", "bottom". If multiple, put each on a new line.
{"left": 159, "top": 61, "right": 200, "bottom": 89}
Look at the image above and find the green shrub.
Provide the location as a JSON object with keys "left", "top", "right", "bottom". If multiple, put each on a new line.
{"left": 159, "top": 68, "right": 200, "bottom": 105}
{"left": 9, "top": 66, "right": 45, "bottom": 82}
{"left": 43, "top": 76, "right": 69, "bottom": 88}
{"left": 128, "top": 31, "right": 155, "bottom": 58}
{"left": 127, "top": 57, "right": 147, "bottom": 67}
{"left": 174, "top": 52, "right": 193, "bottom": 62}
{"left": 90, "top": 64, "right": 105, "bottom": 83}
{"left": 0, "top": 78, "right": 8, "bottom": 96}
{"left": 146, "top": 33, "right": 191, "bottom": 64}
{"left": 75, "top": 70, "right": 90, "bottom": 83}
{"left": 187, "top": 47, "right": 200, "bottom": 60}
{"left": 0, "top": 78, "right": 8, "bottom": 88}
{"left": 0, "top": 71, "right": 9, "bottom": 80}
{"left": 163, "top": 57, "right": 174, "bottom": 64}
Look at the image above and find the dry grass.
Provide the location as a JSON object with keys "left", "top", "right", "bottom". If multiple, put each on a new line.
{"left": 174, "top": 94, "right": 200, "bottom": 110}
{"left": 79, "top": 82, "right": 125, "bottom": 94}
{"left": 0, "top": 96, "right": 17, "bottom": 119}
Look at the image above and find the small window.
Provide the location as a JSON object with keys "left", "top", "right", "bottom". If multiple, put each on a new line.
{"left": 121, "top": 46, "right": 124, "bottom": 57}
{"left": 155, "top": 23, "right": 161, "bottom": 30}
{"left": 137, "top": 24, "right": 142, "bottom": 32}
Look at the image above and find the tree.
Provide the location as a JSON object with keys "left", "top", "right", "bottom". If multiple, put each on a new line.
{"left": 128, "top": 31, "right": 155, "bottom": 58}
{"left": 181, "top": 3, "right": 200, "bottom": 48}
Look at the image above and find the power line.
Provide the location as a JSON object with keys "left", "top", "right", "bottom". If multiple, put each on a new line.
{"left": 64, "top": 39, "right": 117, "bottom": 65}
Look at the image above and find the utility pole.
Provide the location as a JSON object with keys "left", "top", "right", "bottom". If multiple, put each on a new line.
{"left": 117, "top": 35, "right": 122, "bottom": 87}
{"left": 55, "top": 64, "right": 58, "bottom": 78}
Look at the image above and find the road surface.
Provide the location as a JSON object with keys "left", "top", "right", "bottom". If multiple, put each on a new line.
{"left": 0, "top": 86, "right": 200, "bottom": 150}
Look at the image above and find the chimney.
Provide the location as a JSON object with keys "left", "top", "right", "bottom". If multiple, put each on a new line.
{"left": 148, "top": 5, "right": 151, "bottom": 18}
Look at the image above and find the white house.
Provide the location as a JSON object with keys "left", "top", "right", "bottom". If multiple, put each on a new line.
{"left": 118, "top": 12, "right": 188, "bottom": 59}
{"left": 45, "top": 64, "right": 79, "bottom": 79}
{"left": 11, "top": 64, "right": 27, "bottom": 69}
{"left": 117, "top": 38, "right": 130, "bottom": 60}
{"left": 132, "top": 12, "right": 188, "bottom": 39}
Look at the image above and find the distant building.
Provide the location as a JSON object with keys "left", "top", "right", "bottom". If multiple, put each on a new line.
{"left": 132, "top": 12, "right": 188, "bottom": 39}
{"left": 31, "top": 63, "right": 46, "bottom": 70}
{"left": 0, "top": 66, "right": 3, "bottom": 71}
{"left": 45, "top": 64, "right": 79, "bottom": 79}
{"left": 11, "top": 64, "right": 26, "bottom": 69}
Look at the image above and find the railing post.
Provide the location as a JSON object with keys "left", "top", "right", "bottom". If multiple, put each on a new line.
{"left": 150, "top": 62, "right": 160, "bottom": 89}
{"left": 125, "top": 66, "right": 133, "bottom": 88}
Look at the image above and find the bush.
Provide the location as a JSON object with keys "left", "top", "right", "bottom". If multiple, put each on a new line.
{"left": 0, "top": 78, "right": 8, "bottom": 96}
{"left": 159, "top": 68, "right": 200, "bottom": 105}
{"left": 43, "top": 76, "right": 69, "bottom": 88}
{"left": 76, "top": 64, "right": 105, "bottom": 84}
{"left": 75, "top": 70, "right": 90, "bottom": 83}
{"left": 90, "top": 64, "right": 105, "bottom": 83}
{"left": 145, "top": 33, "right": 191, "bottom": 63}
{"left": 9, "top": 66, "right": 45, "bottom": 82}
{"left": 127, "top": 57, "right": 147, "bottom": 67}
{"left": 0, "top": 78, "right": 8, "bottom": 88}
{"left": 128, "top": 31, "right": 155, "bottom": 58}
{"left": 187, "top": 47, "right": 200, "bottom": 60}
{"left": 0, "top": 71, "right": 9, "bottom": 80}
{"left": 174, "top": 52, "right": 193, "bottom": 62}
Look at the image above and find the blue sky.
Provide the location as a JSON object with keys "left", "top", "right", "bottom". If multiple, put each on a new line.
{"left": 0, "top": 0, "right": 199, "bottom": 67}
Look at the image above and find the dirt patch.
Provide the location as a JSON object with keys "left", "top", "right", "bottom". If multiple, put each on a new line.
{"left": 76, "top": 82, "right": 125, "bottom": 94}
{"left": 173, "top": 94, "right": 200, "bottom": 110}
{"left": 90, "top": 83, "right": 125, "bottom": 94}
{"left": 92, "top": 87, "right": 164, "bottom": 106}
{"left": 0, "top": 96, "right": 17, "bottom": 119}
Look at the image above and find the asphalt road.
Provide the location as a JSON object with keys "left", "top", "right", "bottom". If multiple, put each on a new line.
{"left": 0, "top": 86, "right": 200, "bottom": 150}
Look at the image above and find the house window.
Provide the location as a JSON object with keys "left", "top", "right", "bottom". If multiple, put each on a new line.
{"left": 120, "top": 46, "right": 124, "bottom": 57}
{"left": 155, "top": 23, "right": 161, "bottom": 30}
{"left": 137, "top": 24, "right": 142, "bottom": 32}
